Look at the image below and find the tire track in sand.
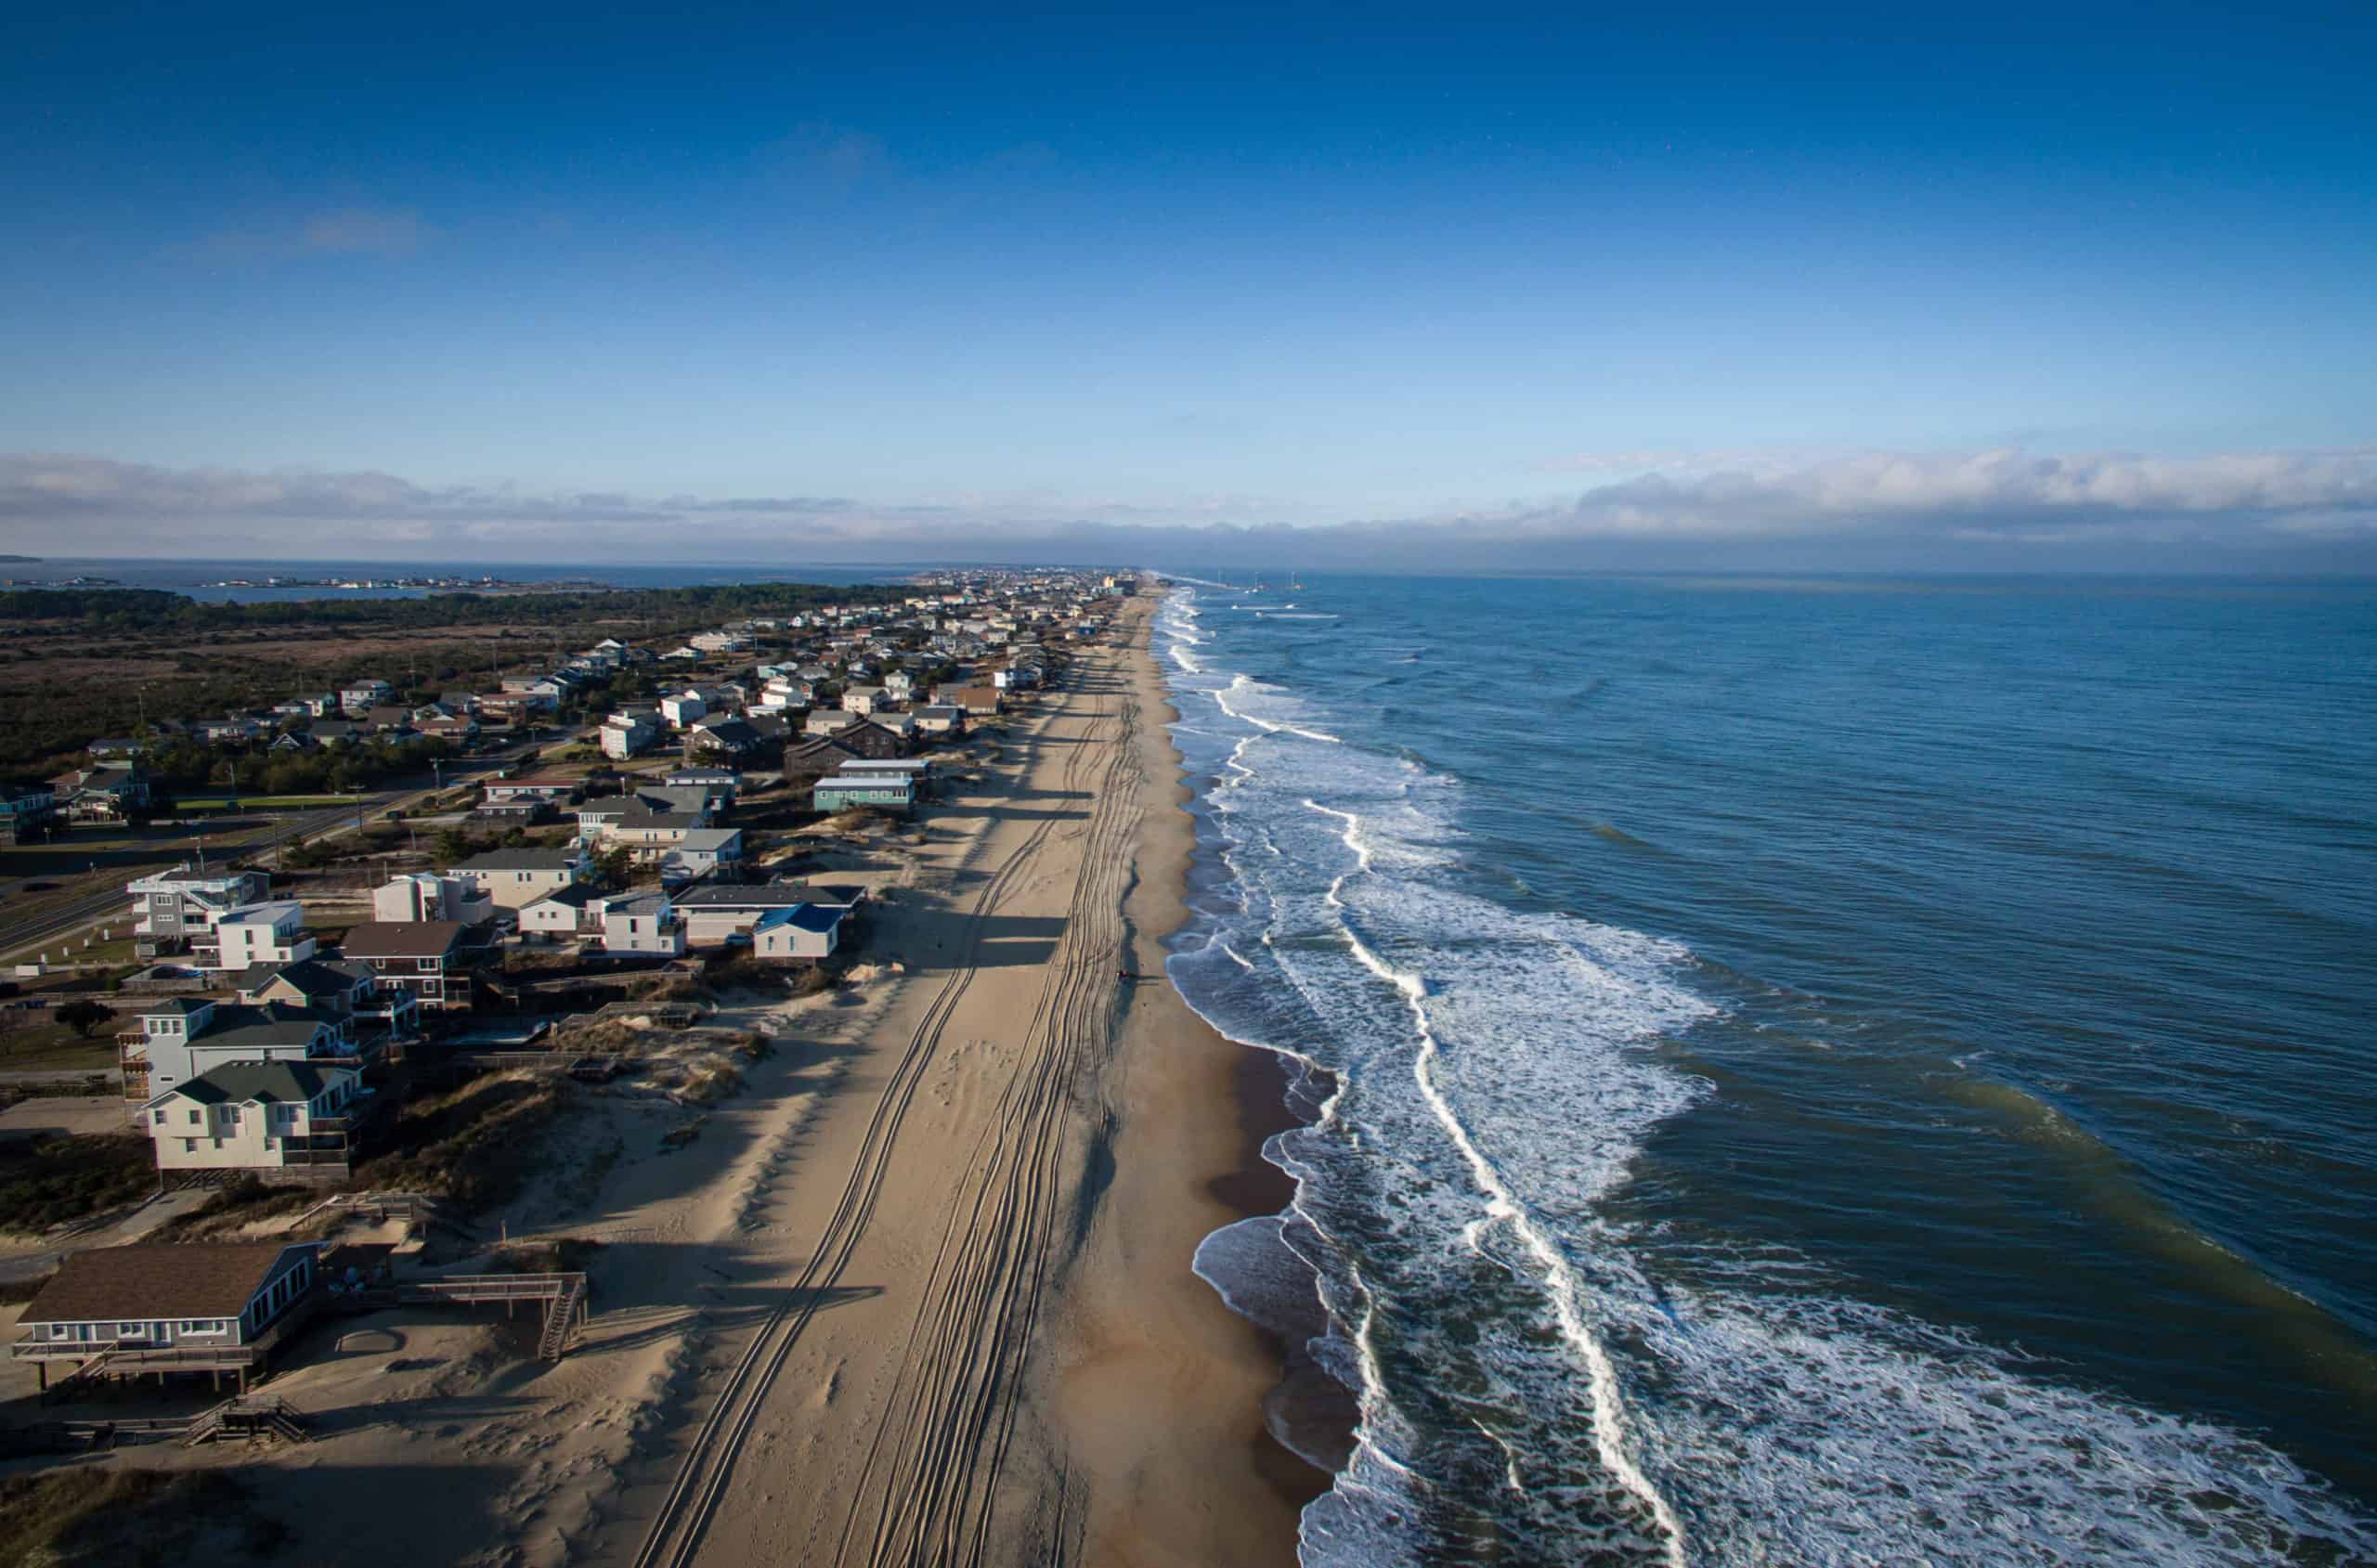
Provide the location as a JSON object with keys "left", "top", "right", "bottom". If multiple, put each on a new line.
{"left": 630, "top": 660, "right": 1114, "bottom": 1568}
{"left": 829, "top": 665, "right": 1144, "bottom": 1568}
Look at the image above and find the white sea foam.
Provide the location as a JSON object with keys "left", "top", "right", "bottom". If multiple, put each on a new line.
{"left": 1214, "top": 674, "right": 1344, "bottom": 743}
{"left": 1151, "top": 583, "right": 2377, "bottom": 1566}
{"left": 1308, "top": 798, "right": 1693, "bottom": 1566}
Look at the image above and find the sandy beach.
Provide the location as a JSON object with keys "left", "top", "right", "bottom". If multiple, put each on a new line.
{"left": 0, "top": 594, "right": 1318, "bottom": 1568}
{"left": 611, "top": 592, "right": 1319, "bottom": 1568}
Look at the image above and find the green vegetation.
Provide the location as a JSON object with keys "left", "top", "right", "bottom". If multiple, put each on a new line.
{"left": 51, "top": 999, "right": 113, "bottom": 1039}
{"left": 0, "top": 578, "right": 907, "bottom": 777}
{"left": 0, "top": 1133, "right": 154, "bottom": 1235}
{"left": 0, "top": 578, "right": 894, "bottom": 634}
{"left": 0, "top": 1468, "right": 288, "bottom": 1565}
{"left": 366, "top": 1070, "right": 565, "bottom": 1212}
{"left": 0, "top": 1018, "right": 118, "bottom": 1075}
{"left": 149, "top": 1174, "right": 320, "bottom": 1242}
{"left": 135, "top": 732, "right": 452, "bottom": 799}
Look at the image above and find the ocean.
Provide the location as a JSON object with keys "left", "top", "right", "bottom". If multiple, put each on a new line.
{"left": 1154, "top": 574, "right": 2377, "bottom": 1566}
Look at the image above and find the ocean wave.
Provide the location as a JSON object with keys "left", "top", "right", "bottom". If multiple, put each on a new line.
{"left": 1150, "top": 584, "right": 2377, "bottom": 1567}
{"left": 1214, "top": 672, "right": 1344, "bottom": 744}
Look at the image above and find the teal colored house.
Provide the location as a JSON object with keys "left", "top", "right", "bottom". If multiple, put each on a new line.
{"left": 812, "top": 773, "right": 914, "bottom": 814}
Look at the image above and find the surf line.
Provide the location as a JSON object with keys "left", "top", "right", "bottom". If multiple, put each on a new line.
{"left": 1302, "top": 797, "right": 1691, "bottom": 1568}
{"left": 1213, "top": 677, "right": 1344, "bottom": 745}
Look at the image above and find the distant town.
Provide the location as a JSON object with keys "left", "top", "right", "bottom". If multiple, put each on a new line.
{"left": 196, "top": 573, "right": 617, "bottom": 593}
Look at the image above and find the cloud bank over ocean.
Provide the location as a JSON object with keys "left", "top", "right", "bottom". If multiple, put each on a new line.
{"left": 4, "top": 447, "right": 2373, "bottom": 572}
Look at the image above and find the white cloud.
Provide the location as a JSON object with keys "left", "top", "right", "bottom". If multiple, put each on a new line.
{"left": 2, "top": 446, "right": 2372, "bottom": 568}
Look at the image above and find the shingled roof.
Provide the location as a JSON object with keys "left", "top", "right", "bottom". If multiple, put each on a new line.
{"left": 337, "top": 920, "right": 464, "bottom": 959}
{"left": 162, "top": 1059, "right": 349, "bottom": 1108}
{"left": 19, "top": 1242, "right": 311, "bottom": 1325}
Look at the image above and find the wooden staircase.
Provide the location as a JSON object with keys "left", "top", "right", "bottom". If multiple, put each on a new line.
{"left": 184, "top": 1394, "right": 310, "bottom": 1446}
{"left": 537, "top": 1275, "right": 589, "bottom": 1361}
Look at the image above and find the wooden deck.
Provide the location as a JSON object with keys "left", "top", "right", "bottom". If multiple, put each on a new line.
{"left": 13, "top": 1290, "right": 324, "bottom": 1396}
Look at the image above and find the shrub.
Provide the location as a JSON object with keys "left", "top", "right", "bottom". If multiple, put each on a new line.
{"left": 0, "top": 1134, "right": 155, "bottom": 1235}
{"left": 53, "top": 998, "right": 114, "bottom": 1039}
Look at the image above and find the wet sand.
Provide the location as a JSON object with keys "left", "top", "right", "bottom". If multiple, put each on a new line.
{"left": 1035, "top": 598, "right": 1331, "bottom": 1566}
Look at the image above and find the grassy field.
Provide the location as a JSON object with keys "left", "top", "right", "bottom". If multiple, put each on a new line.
{"left": 0, "top": 1019, "right": 122, "bottom": 1076}
{"left": 0, "top": 1131, "right": 152, "bottom": 1234}
{"left": 0, "top": 1470, "right": 287, "bottom": 1563}
{"left": 173, "top": 793, "right": 360, "bottom": 810}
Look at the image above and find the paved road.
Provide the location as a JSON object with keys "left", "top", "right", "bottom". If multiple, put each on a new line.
{"left": 0, "top": 732, "right": 561, "bottom": 960}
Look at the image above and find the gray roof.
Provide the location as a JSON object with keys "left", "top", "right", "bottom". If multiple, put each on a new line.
{"left": 165, "top": 1059, "right": 350, "bottom": 1108}
{"left": 456, "top": 846, "right": 584, "bottom": 872}
{"left": 204, "top": 1004, "right": 343, "bottom": 1050}
{"left": 612, "top": 807, "right": 707, "bottom": 830}
{"left": 135, "top": 1000, "right": 338, "bottom": 1046}
{"left": 136, "top": 996, "right": 215, "bottom": 1017}
{"left": 236, "top": 957, "right": 370, "bottom": 999}
{"left": 676, "top": 883, "right": 811, "bottom": 911}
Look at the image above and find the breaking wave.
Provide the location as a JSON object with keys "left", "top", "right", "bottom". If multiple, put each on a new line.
{"left": 1149, "top": 585, "right": 2377, "bottom": 1566}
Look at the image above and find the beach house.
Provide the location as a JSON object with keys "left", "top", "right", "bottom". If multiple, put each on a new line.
{"left": 812, "top": 772, "right": 914, "bottom": 814}
{"left": 337, "top": 921, "right": 474, "bottom": 1010}
{"left": 144, "top": 1060, "right": 363, "bottom": 1184}
{"left": 452, "top": 846, "right": 589, "bottom": 910}
{"left": 116, "top": 996, "right": 354, "bottom": 1105}
{"left": 11, "top": 1241, "right": 323, "bottom": 1393}
{"left": 751, "top": 903, "right": 851, "bottom": 961}
{"left": 197, "top": 902, "right": 315, "bottom": 973}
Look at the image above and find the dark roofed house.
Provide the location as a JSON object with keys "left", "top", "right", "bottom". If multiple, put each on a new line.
{"left": 236, "top": 956, "right": 372, "bottom": 1012}
{"left": 685, "top": 715, "right": 767, "bottom": 766}
{"left": 782, "top": 720, "right": 907, "bottom": 781}
{"left": 12, "top": 1240, "right": 323, "bottom": 1390}
{"left": 144, "top": 1059, "right": 364, "bottom": 1184}
{"left": 120, "top": 996, "right": 355, "bottom": 1106}
{"left": 676, "top": 882, "right": 814, "bottom": 945}
{"left": 336, "top": 920, "right": 473, "bottom": 1010}
{"left": 452, "top": 845, "right": 588, "bottom": 909}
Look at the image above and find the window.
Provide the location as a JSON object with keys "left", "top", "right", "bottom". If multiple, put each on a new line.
{"left": 151, "top": 1110, "right": 164, "bottom": 1125}
{"left": 183, "top": 1138, "right": 196, "bottom": 1152}
{"left": 187, "top": 1108, "right": 201, "bottom": 1124}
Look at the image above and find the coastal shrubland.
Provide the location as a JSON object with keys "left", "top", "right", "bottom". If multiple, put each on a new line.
{"left": 0, "top": 1132, "right": 154, "bottom": 1235}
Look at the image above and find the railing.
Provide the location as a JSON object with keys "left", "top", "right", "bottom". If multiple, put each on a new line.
{"left": 185, "top": 1393, "right": 309, "bottom": 1446}
{"left": 13, "top": 1338, "right": 258, "bottom": 1367}
{"left": 398, "top": 1272, "right": 582, "bottom": 1306}
{"left": 10, "top": 1337, "right": 119, "bottom": 1361}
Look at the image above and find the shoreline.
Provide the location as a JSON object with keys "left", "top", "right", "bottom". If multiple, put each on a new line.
{"left": 1039, "top": 594, "right": 1337, "bottom": 1566}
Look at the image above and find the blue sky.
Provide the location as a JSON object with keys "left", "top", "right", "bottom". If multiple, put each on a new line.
{"left": 2, "top": 2, "right": 2372, "bottom": 566}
